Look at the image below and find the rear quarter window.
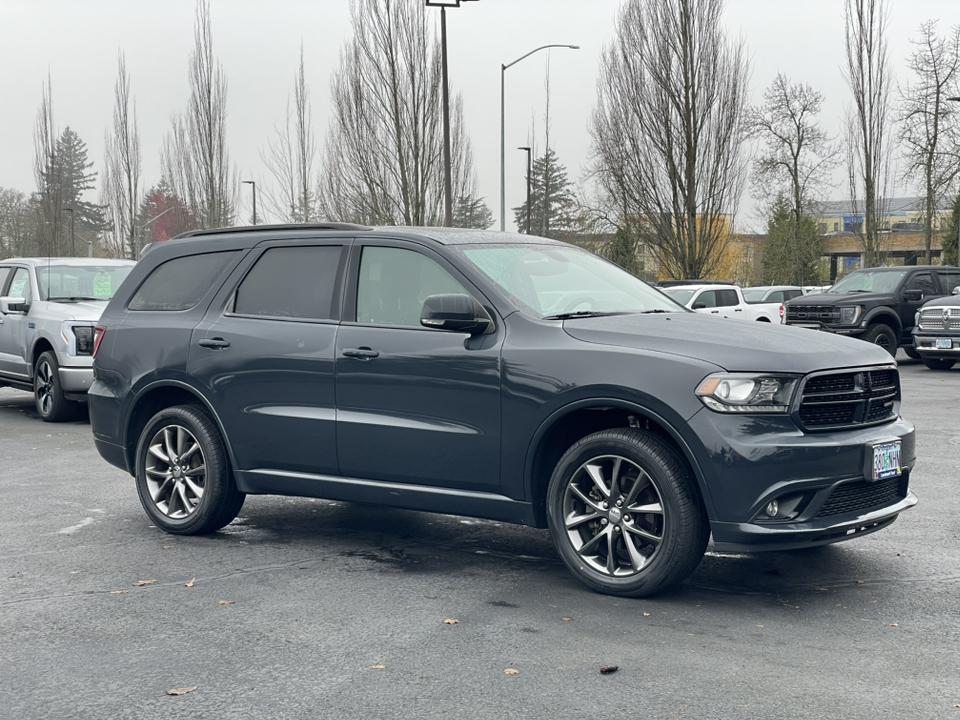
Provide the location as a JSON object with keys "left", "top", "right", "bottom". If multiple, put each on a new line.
{"left": 128, "top": 251, "right": 238, "bottom": 311}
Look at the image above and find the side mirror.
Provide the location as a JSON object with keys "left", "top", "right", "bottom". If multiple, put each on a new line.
{"left": 0, "top": 296, "right": 27, "bottom": 314}
{"left": 692, "top": 302, "right": 707, "bottom": 310}
{"left": 420, "top": 293, "right": 492, "bottom": 335}
{"left": 902, "top": 289, "right": 922, "bottom": 302}
{"left": 953, "top": 287, "right": 960, "bottom": 295}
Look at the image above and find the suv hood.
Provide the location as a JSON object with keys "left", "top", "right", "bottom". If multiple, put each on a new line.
{"left": 789, "top": 291, "right": 892, "bottom": 306}
{"left": 563, "top": 313, "right": 891, "bottom": 374}
{"left": 41, "top": 299, "right": 108, "bottom": 322}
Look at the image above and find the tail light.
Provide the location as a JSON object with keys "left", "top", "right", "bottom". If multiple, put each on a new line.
{"left": 92, "top": 326, "right": 106, "bottom": 358}
{"left": 779, "top": 304, "right": 785, "bottom": 321}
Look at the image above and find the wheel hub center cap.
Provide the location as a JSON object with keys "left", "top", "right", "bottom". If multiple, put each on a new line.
{"left": 173, "top": 467, "right": 183, "bottom": 479}
{"left": 608, "top": 507, "right": 622, "bottom": 524}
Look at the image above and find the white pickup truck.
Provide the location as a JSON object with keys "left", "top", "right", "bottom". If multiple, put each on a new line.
{"left": 659, "top": 283, "right": 784, "bottom": 323}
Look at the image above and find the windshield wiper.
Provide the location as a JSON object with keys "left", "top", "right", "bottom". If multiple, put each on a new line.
{"left": 542, "top": 310, "right": 632, "bottom": 321}
{"left": 46, "top": 296, "right": 106, "bottom": 302}
{"left": 638, "top": 308, "right": 678, "bottom": 314}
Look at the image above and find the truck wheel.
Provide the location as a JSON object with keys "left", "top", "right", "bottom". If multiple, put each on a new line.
{"left": 546, "top": 428, "right": 709, "bottom": 597}
{"left": 135, "top": 405, "right": 245, "bottom": 535}
{"left": 903, "top": 346, "right": 920, "bottom": 360}
{"left": 34, "top": 351, "right": 78, "bottom": 422}
{"left": 861, "top": 323, "right": 897, "bottom": 356}
{"left": 921, "top": 358, "right": 956, "bottom": 371}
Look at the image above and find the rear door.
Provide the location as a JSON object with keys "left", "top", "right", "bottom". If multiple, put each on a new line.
{"left": 188, "top": 240, "right": 348, "bottom": 476}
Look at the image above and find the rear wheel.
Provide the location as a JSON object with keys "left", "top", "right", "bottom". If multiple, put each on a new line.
{"left": 861, "top": 323, "right": 897, "bottom": 356}
{"left": 135, "top": 405, "right": 245, "bottom": 534}
{"left": 546, "top": 428, "right": 709, "bottom": 597}
{"left": 34, "top": 351, "right": 78, "bottom": 422}
{"left": 921, "top": 357, "right": 957, "bottom": 370}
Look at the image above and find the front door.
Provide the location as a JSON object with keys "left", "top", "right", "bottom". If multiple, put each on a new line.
{"left": 335, "top": 243, "right": 502, "bottom": 493}
{"left": 0, "top": 266, "right": 32, "bottom": 379}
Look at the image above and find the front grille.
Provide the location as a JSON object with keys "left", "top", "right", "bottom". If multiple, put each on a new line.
{"left": 797, "top": 367, "right": 899, "bottom": 431}
{"left": 918, "top": 306, "right": 960, "bottom": 331}
{"left": 817, "top": 476, "right": 906, "bottom": 517}
{"left": 787, "top": 305, "right": 840, "bottom": 323}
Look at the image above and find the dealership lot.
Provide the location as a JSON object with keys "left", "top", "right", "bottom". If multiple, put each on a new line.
{"left": 1, "top": 354, "right": 958, "bottom": 719}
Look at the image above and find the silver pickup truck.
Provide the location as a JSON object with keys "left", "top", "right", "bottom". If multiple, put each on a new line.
{"left": 0, "top": 257, "right": 136, "bottom": 421}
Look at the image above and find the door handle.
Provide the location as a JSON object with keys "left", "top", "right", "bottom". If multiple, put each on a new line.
{"left": 342, "top": 347, "right": 379, "bottom": 360}
{"left": 710, "top": 310, "right": 719, "bottom": 314}
{"left": 198, "top": 337, "right": 231, "bottom": 349}
{"left": 734, "top": 308, "right": 743, "bottom": 312}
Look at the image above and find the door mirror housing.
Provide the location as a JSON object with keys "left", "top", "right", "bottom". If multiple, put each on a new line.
{"left": 902, "top": 289, "right": 922, "bottom": 302}
{"left": 420, "top": 294, "right": 492, "bottom": 335}
{"left": 0, "top": 296, "right": 28, "bottom": 314}
{"left": 692, "top": 302, "right": 707, "bottom": 310}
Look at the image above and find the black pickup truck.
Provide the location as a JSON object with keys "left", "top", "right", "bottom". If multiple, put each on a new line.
{"left": 784, "top": 265, "right": 960, "bottom": 356}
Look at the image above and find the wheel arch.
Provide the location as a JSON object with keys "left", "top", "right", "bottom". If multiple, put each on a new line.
{"left": 30, "top": 337, "right": 57, "bottom": 373}
{"left": 862, "top": 309, "right": 902, "bottom": 336}
{"left": 524, "top": 398, "right": 714, "bottom": 527}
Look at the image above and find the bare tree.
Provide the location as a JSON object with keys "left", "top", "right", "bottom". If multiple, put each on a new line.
{"left": 897, "top": 21, "right": 960, "bottom": 264}
{"left": 162, "top": 0, "right": 234, "bottom": 229}
{"left": 260, "top": 46, "right": 318, "bottom": 223}
{"left": 590, "top": 0, "right": 750, "bottom": 280}
{"left": 318, "top": 0, "right": 482, "bottom": 226}
{"left": 101, "top": 53, "right": 142, "bottom": 258}
{"left": 844, "top": 0, "right": 894, "bottom": 268}
{"left": 0, "top": 188, "right": 31, "bottom": 257}
{"left": 33, "top": 74, "right": 62, "bottom": 256}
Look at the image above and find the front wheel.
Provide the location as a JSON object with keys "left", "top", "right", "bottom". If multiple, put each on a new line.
{"left": 546, "top": 428, "right": 709, "bottom": 597}
{"left": 903, "top": 346, "right": 920, "bottom": 360}
{"left": 135, "top": 405, "right": 245, "bottom": 535}
{"left": 921, "top": 357, "right": 957, "bottom": 371}
{"left": 861, "top": 323, "right": 898, "bottom": 356}
{"left": 34, "top": 351, "right": 78, "bottom": 422}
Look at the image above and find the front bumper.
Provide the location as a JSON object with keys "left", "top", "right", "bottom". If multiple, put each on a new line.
{"left": 913, "top": 331, "right": 960, "bottom": 360}
{"left": 785, "top": 321, "right": 864, "bottom": 337}
{"left": 686, "top": 409, "right": 916, "bottom": 552}
{"left": 58, "top": 365, "right": 94, "bottom": 393}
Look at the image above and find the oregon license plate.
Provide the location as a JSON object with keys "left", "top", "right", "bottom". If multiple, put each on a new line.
{"left": 936, "top": 338, "right": 952, "bottom": 349}
{"left": 873, "top": 441, "right": 901, "bottom": 481}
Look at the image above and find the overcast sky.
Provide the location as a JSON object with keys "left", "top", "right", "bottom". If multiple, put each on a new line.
{"left": 1, "top": 0, "right": 958, "bottom": 232}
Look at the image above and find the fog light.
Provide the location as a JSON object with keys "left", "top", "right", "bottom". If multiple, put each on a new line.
{"left": 766, "top": 500, "right": 779, "bottom": 517}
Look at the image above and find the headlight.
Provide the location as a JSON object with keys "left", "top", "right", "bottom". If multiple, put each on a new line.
{"left": 839, "top": 305, "right": 862, "bottom": 325}
{"left": 695, "top": 373, "right": 799, "bottom": 414}
{"left": 914, "top": 311, "right": 921, "bottom": 329}
{"left": 61, "top": 322, "right": 95, "bottom": 356}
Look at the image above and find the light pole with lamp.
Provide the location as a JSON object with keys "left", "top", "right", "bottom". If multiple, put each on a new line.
{"left": 500, "top": 43, "right": 578, "bottom": 231}
{"left": 426, "top": 0, "right": 477, "bottom": 228}
{"left": 242, "top": 180, "right": 257, "bottom": 225}
{"left": 518, "top": 146, "right": 532, "bottom": 234}
{"left": 64, "top": 207, "right": 75, "bottom": 256}
{"left": 948, "top": 97, "right": 960, "bottom": 265}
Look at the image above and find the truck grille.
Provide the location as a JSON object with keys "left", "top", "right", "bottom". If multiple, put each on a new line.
{"left": 918, "top": 306, "right": 960, "bottom": 331}
{"left": 786, "top": 305, "right": 840, "bottom": 323}
{"left": 817, "top": 476, "right": 906, "bottom": 517}
{"left": 797, "top": 367, "right": 899, "bottom": 431}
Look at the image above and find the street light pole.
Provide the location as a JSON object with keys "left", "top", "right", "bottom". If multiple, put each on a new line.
{"left": 500, "top": 44, "right": 578, "bottom": 232}
{"left": 242, "top": 181, "right": 257, "bottom": 225}
{"left": 65, "top": 207, "right": 75, "bottom": 256}
{"left": 518, "top": 146, "right": 532, "bottom": 234}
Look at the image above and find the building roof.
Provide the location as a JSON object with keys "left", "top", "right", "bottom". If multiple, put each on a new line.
{"left": 815, "top": 196, "right": 953, "bottom": 216}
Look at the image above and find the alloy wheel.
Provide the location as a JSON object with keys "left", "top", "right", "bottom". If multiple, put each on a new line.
{"left": 144, "top": 424, "right": 207, "bottom": 519}
{"left": 35, "top": 360, "right": 55, "bottom": 416}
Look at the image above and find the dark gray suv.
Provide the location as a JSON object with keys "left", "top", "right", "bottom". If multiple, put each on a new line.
{"left": 89, "top": 225, "right": 917, "bottom": 596}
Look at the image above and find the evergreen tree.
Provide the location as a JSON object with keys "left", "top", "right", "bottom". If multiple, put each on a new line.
{"left": 943, "top": 192, "right": 959, "bottom": 267}
{"left": 763, "top": 195, "right": 823, "bottom": 285}
{"left": 601, "top": 226, "right": 641, "bottom": 275}
{"left": 512, "top": 148, "right": 582, "bottom": 239}
{"left": 454, "top": 195, "right": 493, "bottom": 229}
{"left": 52, "top": 128, "right": 106, "bottom": 231}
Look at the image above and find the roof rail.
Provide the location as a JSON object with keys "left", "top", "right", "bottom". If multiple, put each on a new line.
{"left": 172, "top": 223, "right": 373, "bottom": 240}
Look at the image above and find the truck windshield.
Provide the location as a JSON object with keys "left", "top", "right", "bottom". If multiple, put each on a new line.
{"left": 37, "top": 264, "right": 135, "bottom": 302}
{"left": 828, "top": 269, "right": 908, "bottom": 294}
{"left": 458, "top": 244, "right": 687, "bottom": 318}
{"left": 660, "top": 287, "right": 696, "bottom": 305}
{"left": 742, "top": 289, "right": 766, "bottom": 303}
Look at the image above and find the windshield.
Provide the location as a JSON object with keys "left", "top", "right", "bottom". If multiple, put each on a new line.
{"left": 829, "top": 268, "right": 907, "bottom": 294}
{"left": 458, "top": 244, "right": 687, "bottom": 318}
{"left": 661, "top": 287, "right": 696, "bottom": 305}
{"left": 37, "top": 264, "right": 134, "bottom": 302}
{"left": 742, "top": 289, "right": 766, "bottom": 303}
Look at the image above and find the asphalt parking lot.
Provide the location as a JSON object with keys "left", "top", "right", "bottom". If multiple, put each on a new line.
{"left": 1, "top": 353, "right": 958, "bottom": 719}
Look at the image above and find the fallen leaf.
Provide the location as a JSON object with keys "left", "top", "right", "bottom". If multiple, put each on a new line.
{"left": 371, "top": 664, "right": 385, "bottom": 670}
{"left": 218, "top": 600, "right": 235, "bottom": 605}
{"left": 110, "top": 590, "right": 129, "bottom": 595}
{"left": 185, "top": 578, "right": 195, "bottom": 588}
{"left": 162, "top": 546, "right": 173, "bottom": 549}
{"left": 814, "top": 587, "right": 829, "bottom": 592}
{"left": 166, "top": 686, "right": 198, "bottom": 696}
{"left": 561, "top": 617, "right": 572, "bottom": 622}
{"left": 134, "top": 579, "right": 157, "bottom": 587}
{"left": 444, "top": 618, "right": 459, "bottom": 625}
{"left": 890, "top": 623, "right": 899, "bottom": 627}
{"left": 857, "top": 580, "right": 865, "bottom": 585}
{"left": 600, "top": 665, "right": 619, "bottom": 675}
{"left": 504, "top": 668, "right": 519, "bottom": 675}
{"left": 642, "top": 612, "right": 651, "bottom": 617}
{"left": 756, "top": 624, "right": 764, "bottom": 628}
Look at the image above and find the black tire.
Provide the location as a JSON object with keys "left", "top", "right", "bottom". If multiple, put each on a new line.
{"left": 903, "top": 346, "right": 921, "bottom": 360}
{"left": 135, "top": 405, "right": 245, "bottom": 535}
{"left": 921, "top": 357, "right": 957, "bottom": 371}
{"left": 34, "top": 351, "right": 78, "bottom": 422}
{"left": 545, "top": 428, "right": 709, "bottom": 597}
{"left": 861, "top": 323, "right": 898, "bottom": 356}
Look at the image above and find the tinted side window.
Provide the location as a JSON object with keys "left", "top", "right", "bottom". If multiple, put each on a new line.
{"left": 784, "top": 290, "right": 802, "bottom": 300}
{"left": 129, "top": 251, "right": 238, "bottom": 311}
{"left": 356, "top": 246, "right": 469, "bottom": 327}
{"left": 937, "top": 271, "right": 960, "bottom": 293}
{"left": 717, "top": 289, "right": 739, "bottom": 307}
{"left": 767, "top": 291, "right": 785, "bottom": 303}
{"left": 904, "top": 272, "right": 935, "bottom": 296}
{"left": 233, "top": 246, "right": 343, "bottom": 320}
{"left": 696, "top": 291, "right": 717, "bottom": 308}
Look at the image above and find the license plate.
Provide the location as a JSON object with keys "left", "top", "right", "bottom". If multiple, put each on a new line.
{"left": 873, "top": 442, "right": 901, "bottom": 481}
{"left": 936, "top": 338, "right": 953, "bottom": 349}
